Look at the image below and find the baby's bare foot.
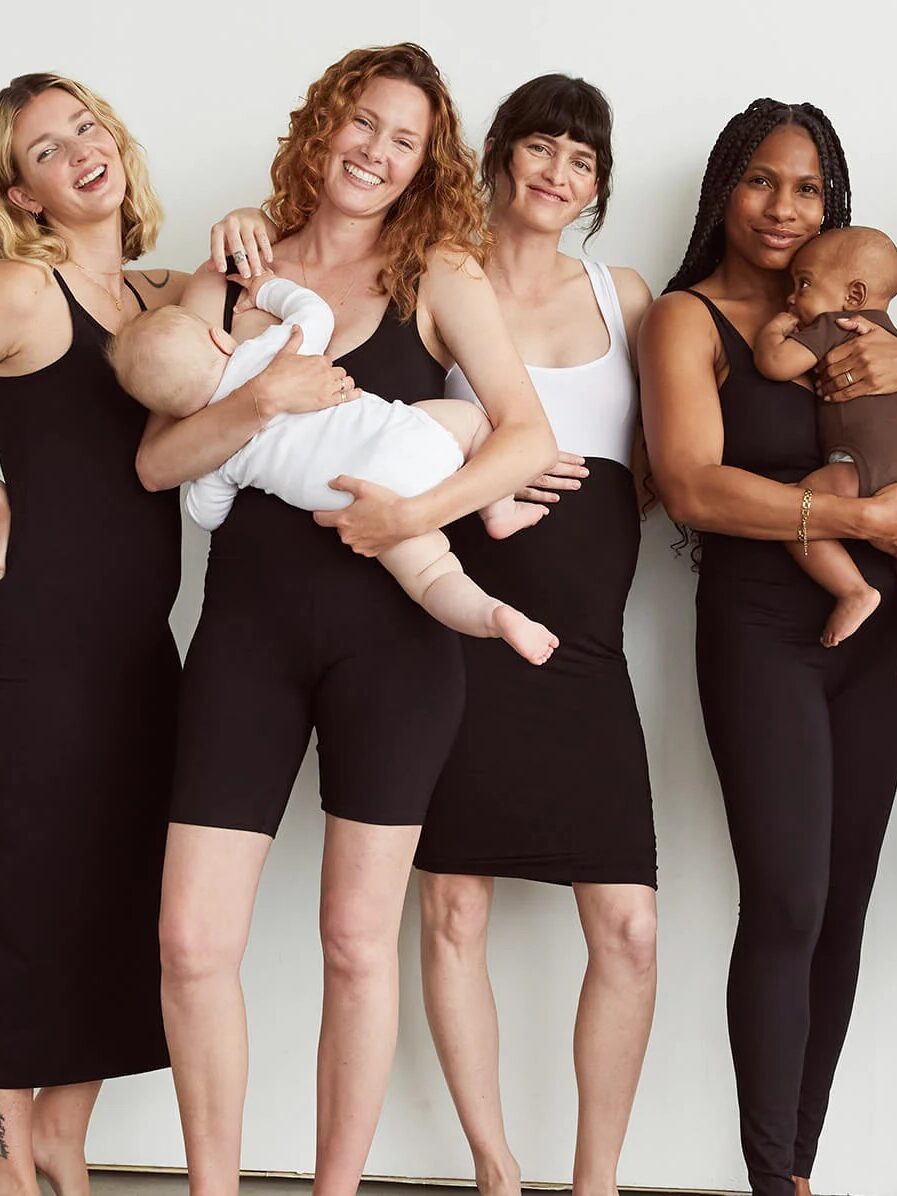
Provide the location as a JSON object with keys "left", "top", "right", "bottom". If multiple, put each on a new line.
{"left": 492, "top": 605, "right": 559, "bottom": 665}
{"left": 483, "top": 502, "right": 548, "bottom": 540}
{"left": 821, "top": 585, "right": 881, "bottom": 647}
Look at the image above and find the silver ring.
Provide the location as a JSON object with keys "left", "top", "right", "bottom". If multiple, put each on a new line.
{"left": 844, "top": 369, "right": 854, "bottom": 386}
{"left": 232, "top": 249, "right": 248, "bottom": 266}
{"left": 339, "top": 378, "right": 347, "bottom": 401}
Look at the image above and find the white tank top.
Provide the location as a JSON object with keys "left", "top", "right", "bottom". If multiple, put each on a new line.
{"left": 445, "top": 259, "right": 638, "bottom": 467}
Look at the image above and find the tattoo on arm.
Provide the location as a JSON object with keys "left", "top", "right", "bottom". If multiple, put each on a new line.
{"left": 0, "top": 1111, "right": 9, "bottom": 1160}
{"left": 139, "top": 270, "right": 172, "bottom": 290}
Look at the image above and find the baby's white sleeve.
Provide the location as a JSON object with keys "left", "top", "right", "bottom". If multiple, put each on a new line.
{"left": 185, "top": 467, "right": 239, "bottom": 531}
{"left": 255, "top": 279, "right": 334, "bottom": 356}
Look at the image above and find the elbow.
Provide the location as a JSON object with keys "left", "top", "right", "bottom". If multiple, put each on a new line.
{"left": 531, "top": 421, "right": 558, "bottom": 476}
{"left": 658, "top": 479, "right": 704, "bottom": 528}
{"left": 135, "top": 445, "right": 170, "bottom": 493}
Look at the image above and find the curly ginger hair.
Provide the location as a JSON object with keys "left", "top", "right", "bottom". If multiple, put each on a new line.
{"left": 267, "top": 43, "right": 487, "bottom": 320}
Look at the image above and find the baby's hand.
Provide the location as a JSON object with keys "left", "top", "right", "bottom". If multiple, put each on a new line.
{"left": 768, "top": 311, "right": 800, "bottom": 336}
{"left": 226, "top": 267, "right": 278, "bottom": 313}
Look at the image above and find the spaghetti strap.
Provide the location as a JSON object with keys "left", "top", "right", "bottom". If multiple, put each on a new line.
{"left": 123, "top": 276, "right": 146, "bottom": 312}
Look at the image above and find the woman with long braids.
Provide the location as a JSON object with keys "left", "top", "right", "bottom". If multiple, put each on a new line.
{"left": 0, "top": 74, "right": 184, "bottom": 1195}
{"left": 413, "top": 75, "right": 657, "bottom": 1196}
{"left": 640, "top": 98, "right": 897, "bottom": 1195}
{"left": 138, "top": 44, "right": 554, "bottom": 1196}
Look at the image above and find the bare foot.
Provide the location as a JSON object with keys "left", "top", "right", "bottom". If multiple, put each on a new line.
{"left": 492, "top": 604, "right": 559, "bottom": 665}
{"left": 821, "top": 585, "right": 881, "bottom": 647}
{"left": 792, "top": 1177, "right": 813, "bottom": 1196}
{"left": 483, "top": 501, "right": 548, "bottom": 540}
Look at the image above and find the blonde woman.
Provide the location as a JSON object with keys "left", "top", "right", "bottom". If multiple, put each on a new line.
{"left": 139, "top": 43, "right": 554, "bottom": 1196}
{"left": 0, "top": 74, "right": 185, "bottom": 1196}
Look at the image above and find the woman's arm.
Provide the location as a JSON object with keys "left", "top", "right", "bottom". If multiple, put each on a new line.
{"left": 639, "top": 292, "right": 897, "bottom": 545}
{"left": 135, "top": 267, "right": 358, "bottom": 491}
{"left": 315, "top": 251, "right": 557, "bottom": 554}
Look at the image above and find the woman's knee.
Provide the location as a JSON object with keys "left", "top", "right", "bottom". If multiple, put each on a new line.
{"left": 319, "top": 900, "right": 397, "bottom": 983}
{"left": 581, "top": 888, "right": 658, "bottom": 975}
{"left": 419, "top": 873, "right": 493, "bottom": 953}
{"left": 159, "top": 908, "right": 244, "bottom": 987}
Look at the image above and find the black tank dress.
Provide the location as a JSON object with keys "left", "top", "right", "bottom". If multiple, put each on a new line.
{"left": 415, "top": 261, "right": 656, "bottom": 886}
{"left": 170, "top": 288, "right": 465, "bottom": 834}
{"left": 0, "top": 271, "right": 181, "bottom": 1088}
{"left": 688, "top": 291, "right": 897, "bottom": 1195}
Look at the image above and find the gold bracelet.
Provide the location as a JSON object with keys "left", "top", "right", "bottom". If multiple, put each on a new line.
{"left": 797, "top": 486, "right": 814, "bottom": 556}
{"left": 246, "top": 379, "right": 264, "bottom": 430}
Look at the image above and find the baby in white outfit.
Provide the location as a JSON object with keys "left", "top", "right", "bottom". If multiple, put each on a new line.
{"left": 111, "top": 272, "right": 558, "bottom": 665}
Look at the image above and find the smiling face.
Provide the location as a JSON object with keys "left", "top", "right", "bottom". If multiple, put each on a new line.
{"left": 7, "top": 85, "right": 125, "bottom": 229}
{"left": 724, "top": 123, "right": 825, "bottom": 273}
{"left": 322, "top": 76, "right": 433, "bottom": 221}
{"left": 496, "top": 131, "right": 599, "bottom": 233}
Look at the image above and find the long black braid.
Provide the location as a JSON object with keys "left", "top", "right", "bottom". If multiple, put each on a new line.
{"left": 665, "top": 98, "right": 851, "bottom": 293}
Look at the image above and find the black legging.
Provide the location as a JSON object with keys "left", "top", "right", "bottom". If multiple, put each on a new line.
{"left": 696, "top": 543, "right": 897, "bottom": 1196}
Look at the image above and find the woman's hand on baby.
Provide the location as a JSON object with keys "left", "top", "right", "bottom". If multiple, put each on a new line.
{"left": 865, "top": 482, "right": 897, "bottom": 557}
{"left": 206, "top": 208, "right": 279, "bottom": 278}
{"left": 817, "top": 318, "right": 897, "bottom": 402}
{"left": 515, "top": 451, "right": 589, "bottom": 503}
{"left": 313, "top": 478, "right": 414, "bottom": 556}
{"left": 254, "top": 328, "right": 361, "bottom": 419}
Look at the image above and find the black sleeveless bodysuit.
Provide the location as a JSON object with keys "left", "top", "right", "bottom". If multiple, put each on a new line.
{"left": 0, "top": 271, "right": 181, "bottom": 1087}
{"left": 171, "top": 287, "right": 465, "bottom": 833}
{"left": 688, "top": 291, "right": 897, "bottom": 1194}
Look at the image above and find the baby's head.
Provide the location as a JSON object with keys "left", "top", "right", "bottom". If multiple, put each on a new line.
{"left": 788, "top": 227, "right": 897, "bottom": 325}
{"left": 108, "top": 305, "right": 235, "bottom": 417}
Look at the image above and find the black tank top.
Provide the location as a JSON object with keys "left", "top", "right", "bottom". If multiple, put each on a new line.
{"left": 0, "top": 270, "right": 181, "bottom": 659}
{"left": 686, "top": 289, "right": 891, "bottom": 591}
{"left": 223, "top": 277, "right": 446, "bottom": 401}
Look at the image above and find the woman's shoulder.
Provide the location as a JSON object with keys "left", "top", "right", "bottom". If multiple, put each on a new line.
{"left": 126, "top": 266, "right": 190, "bottom": 310}
{"left": 0, "top": 259, "right": 53, "bottom": 311}
{"left": 423, "top": 242, "right": 486, "bottom": 283}
{"left": 607, "top": 265, "right": 652, "bottom": 311}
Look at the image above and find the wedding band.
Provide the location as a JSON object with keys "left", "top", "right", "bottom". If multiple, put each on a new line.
{"left": 339, "top": 379, "right": 346, "bottom": 400}
{"left": 232, "top": 249, "right": 248, "bottom": 266}
{"left": 844, "top": 369, "right": 854, "bottom": 386}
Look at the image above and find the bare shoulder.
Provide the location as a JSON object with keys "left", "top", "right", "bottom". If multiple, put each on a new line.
{"left": 126, "top": 266, "right": 190, "bottom": 309}
{"left": 608, "top": 265, "right": 653, "bottom": 316}
{"left": 640, "top": 289, "right": 717, "bottom": 345}
{"left": 423, "top": 243, "right": 486, "bottom": 284}
{"left": 0, "top": 259, "right": 53, "bottom": 313}
{"left": 0, "top": 261, "right": 55, "bottom": 361}
{"left": 178, "top": 264, "right": 230, "bottom": 322}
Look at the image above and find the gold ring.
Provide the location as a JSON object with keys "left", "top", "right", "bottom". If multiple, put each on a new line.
{"left": 845, "top": 369, "right": 854, "bottom": 386}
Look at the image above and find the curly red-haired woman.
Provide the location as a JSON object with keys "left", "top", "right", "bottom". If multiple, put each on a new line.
{"left": 136, "top": 44, "right": 554, "bottom": 1196}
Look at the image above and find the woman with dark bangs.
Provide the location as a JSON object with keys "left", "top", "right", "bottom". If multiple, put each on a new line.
{"left": 136, "top": 44, "right": 555, "bottom": 1196}
{"left": 411, "top": 76, "right": 657, "bottom": 1196}
{"left": 640, "top": 99, "right": 897, "bottom": 1195}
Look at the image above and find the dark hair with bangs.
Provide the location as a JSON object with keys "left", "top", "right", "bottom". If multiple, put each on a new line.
{"left": 481, "top": 74, "right": 613, "bottom": 242}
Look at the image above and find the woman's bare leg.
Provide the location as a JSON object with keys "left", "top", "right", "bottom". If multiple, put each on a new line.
{"left": 418, "top": 872, "right": 520, "bottom": 1196}
{"left": 571, "top": 884, "right": 657, "bottom": 1196}
{"left": 31, "top": 1082, "right": 101, "bottom": 1196}
{"left": 314, "top": 816, "right": 421, "bottom": 1196}
{"left": 0, "top": 1091, "right": 39, "bottom": 1196}
{"left": 159, "top": 823, "right": 272, "bottom": 1196}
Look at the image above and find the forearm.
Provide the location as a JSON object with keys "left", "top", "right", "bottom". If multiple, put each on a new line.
{"left": 136, "top": 384, "right": 262, "bottom": 491}
{"left": 408, "top": 418, "right": 556, "bottom": 533}
{"left": 663, "top": 463, "right": 874, "bottom": 541}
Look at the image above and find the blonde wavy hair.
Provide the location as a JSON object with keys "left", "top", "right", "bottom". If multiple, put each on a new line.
{"left": 267, "top": 43, "right": 488, "bottom": 320}
{"left": 0, "top": 73, "right": 162, "bottom": 268}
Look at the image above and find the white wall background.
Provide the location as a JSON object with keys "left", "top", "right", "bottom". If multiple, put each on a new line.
{"left": 4, "top": 2, "right": 897, "bottom": 1192}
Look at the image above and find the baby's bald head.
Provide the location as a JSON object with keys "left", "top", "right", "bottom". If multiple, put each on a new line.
{"left": 108, "top": 305, "right": 231, "bottom": 417}
{"left": 796, "top": 227, "right": 897, "bottom": 306}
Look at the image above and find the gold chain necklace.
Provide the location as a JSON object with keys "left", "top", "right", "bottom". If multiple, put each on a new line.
{"left": 68, "top": 259, "right": 126, "bottom": 312}
{"left": 299, "top": 255, "right": 365, "bottom": 309}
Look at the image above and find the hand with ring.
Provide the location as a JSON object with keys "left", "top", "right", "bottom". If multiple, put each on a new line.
{"left": 816, "top": 316, "right": 897, "bottom": 402}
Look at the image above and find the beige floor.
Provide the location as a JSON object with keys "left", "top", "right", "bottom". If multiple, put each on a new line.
{"left": 40, "top": 1175, "right": 744, "bottom": 1196}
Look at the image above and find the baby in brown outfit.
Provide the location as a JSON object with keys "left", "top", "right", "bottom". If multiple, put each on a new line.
{"left": 755, "top": 226, "right": 897, "bottom": 646}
